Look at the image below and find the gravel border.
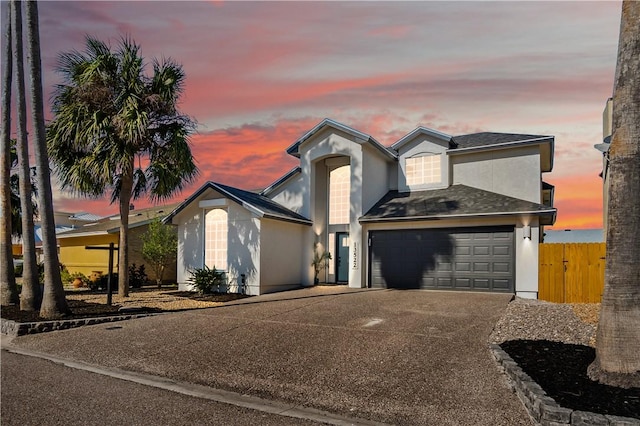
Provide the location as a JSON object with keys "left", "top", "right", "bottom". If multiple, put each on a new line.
{"left": 1, "top": 313, "right": 158, "bottom": 337}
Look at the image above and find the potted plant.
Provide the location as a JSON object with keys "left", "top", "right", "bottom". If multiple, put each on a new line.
{"left": 311, "top": 243, "right": 332, "bottom": 285}
{"left": 70, "top": 272, "right": 88, "bottom": 288}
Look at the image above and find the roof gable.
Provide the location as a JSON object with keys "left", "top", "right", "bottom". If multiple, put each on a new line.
{"left": 391, "top": 127, "right": 453, "bottom": 152}
{"left": 285, "top": 118, "right": 396, "bottom": 160}
{"left": 165, "top": 181, "right": 311, "bottom": 226}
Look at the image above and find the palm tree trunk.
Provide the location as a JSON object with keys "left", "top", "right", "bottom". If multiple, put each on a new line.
{"left": 26, "top": 1, "right": 70, "bottom": 318}
{"left": 588, "top": 0, "right": 640, "bottom": 388}
{"left": 117, "top": 161, "right": 134, "bottom": 297}
{"left": 0, "top": 2, "right": 18, "bottom": 306}
{"left": 11, "top": 0, "right": 41, "bottom": 311}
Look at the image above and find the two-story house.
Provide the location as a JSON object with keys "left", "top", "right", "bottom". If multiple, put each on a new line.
{"left": 166, "top": 119, "right": 556, "bottom": 299}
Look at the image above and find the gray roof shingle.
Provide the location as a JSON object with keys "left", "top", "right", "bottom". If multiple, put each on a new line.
{"left": 165, "top": 182, "right": 311, "bottom": 226}
{"left": 451, "top": 132, "right": 552, "bottom": 149}
{"left": 361, "top": 184, "right": 556, "bottom": 224}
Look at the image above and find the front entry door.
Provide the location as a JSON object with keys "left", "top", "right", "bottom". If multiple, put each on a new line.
{"left": 336, "top": 233, "right": 349, "bottom": 282}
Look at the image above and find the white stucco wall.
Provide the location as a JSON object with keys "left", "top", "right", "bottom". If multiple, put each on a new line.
{"left": 226, "top": 202, "right": 261, "bottom": 295}
{"left": 451, "top": 146, "right": 541, "bottom": 203}
{"left": 174, "top": 201, "right": 205, "bottom": 287}
{"left": 260, "top": 218, "right": 306, "bottom": 293}
{"left": 362, "top": 216, "right": 541, "bottom": 298}
{"left": 514, "top": 217, "right": 540, "bottom": 299}
{"left": 362, "top": 144, "right": 392, "bottom": 213}
{"left": 269, "top": 172, "right": 306, "bottom": 215}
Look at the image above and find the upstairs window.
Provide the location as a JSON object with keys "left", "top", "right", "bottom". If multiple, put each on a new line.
{"left": 406, "top": 154, "right": 441, "bottom": 186}
{"left": 329, "top": 165, "right": 350, "bottom": 225}
{"left": 205, "top": 208, "right": 227, "bottom": 271}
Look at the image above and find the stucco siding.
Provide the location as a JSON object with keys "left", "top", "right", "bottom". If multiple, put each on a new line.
{"left": 269, "top": 173, "right": 306, "bottom": 214}
{"left": 259, "top": 218, "right": 305, "bottom": 293}
{"left": 451, "top": 146, "right": 541, "bottom": 203}
{"left": 226, "top": 202, "right": 261, "bottom": 295}
{"left": 175, "top": 201, "right": 204, "bottom": 287}
{"left": 362, "top": 144, "right": 392, "bottom": 213}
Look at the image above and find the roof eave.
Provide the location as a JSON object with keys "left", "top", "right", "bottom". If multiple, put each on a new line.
{"left": 359, "top": 209, "right": 557, "bottom": 223}
{"left": 391, "top": 127, "right": 453, "bottom": 152}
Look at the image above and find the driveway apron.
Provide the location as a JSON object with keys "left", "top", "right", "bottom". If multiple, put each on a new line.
{"left": 6, "top": 289, "right": 530, "bottom": 425}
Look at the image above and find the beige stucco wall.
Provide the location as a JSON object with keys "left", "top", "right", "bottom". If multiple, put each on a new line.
{"left": 259, "top": 218, "right": 306, "bottom": 293}
{"left": 451, "top": 146, "right": 542, "bottom": 203}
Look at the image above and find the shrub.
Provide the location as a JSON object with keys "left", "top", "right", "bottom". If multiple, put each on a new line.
{"left": 128, "top": 264, "right": 148, "bottom": 289}
{"left": 188, "top": 265, "right": 225, "bottom": 295}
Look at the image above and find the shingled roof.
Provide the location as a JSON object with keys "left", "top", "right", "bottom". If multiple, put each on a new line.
{"left": 165, "top": 181, "right": 311, "bottom": 226}
{"left": 361, "top": 184, "right": 556, "bottom": 225}
{"left": 451, "top": 132, "right": 553, "bottom": 150}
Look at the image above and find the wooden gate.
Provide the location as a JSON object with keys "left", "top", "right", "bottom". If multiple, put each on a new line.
{"left": 538, "top": 243, "right": 606, "bottom": 303}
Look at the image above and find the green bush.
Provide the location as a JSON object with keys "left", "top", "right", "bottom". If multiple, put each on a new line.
{"left": 128, "top": 264, "right": 148, "bottom": 289}
{"left": 188, "top": 265, "right": 225, "bottom": 295}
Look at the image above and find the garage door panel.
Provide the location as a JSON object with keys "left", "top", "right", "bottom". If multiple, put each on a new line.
{"left": 369, "top": 227, "right": 514, "bottom": 292}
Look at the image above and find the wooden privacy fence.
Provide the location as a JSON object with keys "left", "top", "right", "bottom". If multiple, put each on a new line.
{"left": 538, "top": 243, "right": 606, "bottom": 303}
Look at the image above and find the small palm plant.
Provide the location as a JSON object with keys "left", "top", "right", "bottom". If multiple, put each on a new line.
{"left": 311, "top": 243, "right": 332, "bottom": 285}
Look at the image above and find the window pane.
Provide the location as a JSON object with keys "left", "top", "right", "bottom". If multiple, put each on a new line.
{"left": 329, "top": 165, "right": 350, "bottom": 225}
{"left": 205, "top": 208, "right": 227, "bottom": 270}
{"left": 406, "top": 154, "right": 440, "bottom": 185}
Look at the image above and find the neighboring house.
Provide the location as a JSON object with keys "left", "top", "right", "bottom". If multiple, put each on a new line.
{"left": 12, "top": 210, "right": 101, "bottom": 259}
{"left": 543, "top": 229, "right": 604, "bottom": 243}
{"left": 57, "top": 204, "right": 178, "bottom": 281}
{"left": 167, "top": 118, "right": 556, "bottom": 299}
{"left": 594, "top": 97, "right": 613, "bottom": 233}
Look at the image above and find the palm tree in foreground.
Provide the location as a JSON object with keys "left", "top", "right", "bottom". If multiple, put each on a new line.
{"left": 11, "top": 0, "right": 40, "bottom": 311}
{"left": 1, "top": 2, "right": 18, "bottom": 306}
{"left": 588, "top": 0, "right": 640, "bottom": 388}
{"left": 26, "top": 1, "right": 70, "bottom": 318}
{"left": 48, "top": 36, "right": 198, "bottom": 297}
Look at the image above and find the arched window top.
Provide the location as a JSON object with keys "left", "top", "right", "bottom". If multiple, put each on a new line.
{"left": 329, "top": 165, "right": 350, "bottom": 225}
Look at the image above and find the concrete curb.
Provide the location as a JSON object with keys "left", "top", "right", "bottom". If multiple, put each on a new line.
{"left": 0, "top": 313, "right": 158, "bottom": 337}
{"left": 1, "top": 344, "right": 389, "bottom": 426}
{"left": 490, "top": 344, "right": 640, "bottom": 426}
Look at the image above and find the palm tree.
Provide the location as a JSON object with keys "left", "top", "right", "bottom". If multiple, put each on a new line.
{"left": 11, "top": 0, "right": 41, "bottom": 311}
{"left": 26, "top": 1, "right": 70, "bottom": 318}
{"left": 588, "top": 0, "right": 640, "bottom": 388}
{"left": 1, "top": 3, "right": 18, "bottom": 306}
{"left": 48, "top": 37, "right": 198, "bottom": 297}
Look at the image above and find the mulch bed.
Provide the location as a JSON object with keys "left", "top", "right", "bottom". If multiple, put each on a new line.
{"left": 501, "top": 340, "right": 640, "bottom": 419}
{"left": 1, "top": 290, "right": 250, "bottom": 323}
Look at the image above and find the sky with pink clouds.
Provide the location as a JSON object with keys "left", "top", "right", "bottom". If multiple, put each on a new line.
{"left": 4, "top": 1, "right": 623, "bottom": 229}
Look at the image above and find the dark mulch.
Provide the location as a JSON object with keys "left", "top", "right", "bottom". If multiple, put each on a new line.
{"left": 501, "top": 340, "right": 640, "bottom": 419}
{"left": 1, "top": 290, "right": 251, "bottom": 323}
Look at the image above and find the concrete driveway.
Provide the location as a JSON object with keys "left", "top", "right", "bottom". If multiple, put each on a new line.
{"left": 5, "top": 287, "right": 530, "bottom": 425}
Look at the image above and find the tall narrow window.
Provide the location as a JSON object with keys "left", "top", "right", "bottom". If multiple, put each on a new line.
{"left": 205, "top": 209, "right": 227, "bottom": 270}
{"left": 406, "top": 154, "right": 441, "bottom": 186}
{"left": 329, "top": 165, "right": 350, "bottom": 225}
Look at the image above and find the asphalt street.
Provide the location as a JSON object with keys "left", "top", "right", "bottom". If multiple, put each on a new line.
{"left": 1, "top": 350, "right": 327, "bottom": 426}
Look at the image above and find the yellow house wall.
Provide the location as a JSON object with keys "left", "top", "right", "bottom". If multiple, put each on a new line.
{"left": 59, "top": 234, "right": 119, "bottom": 276}
{"left": 58, "top": 226, "right": 178, "bottom": 283}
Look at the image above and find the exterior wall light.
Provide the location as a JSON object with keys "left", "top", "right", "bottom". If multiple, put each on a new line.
{"left": 523, "top": 225, "right": 531, "bottom": 240}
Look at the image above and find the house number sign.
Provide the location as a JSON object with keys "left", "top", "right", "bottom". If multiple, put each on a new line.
{"left": 352, "top": 241, "right": 358, "bottom": 269}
